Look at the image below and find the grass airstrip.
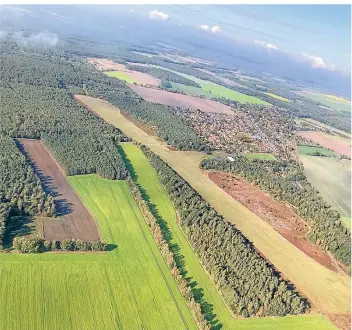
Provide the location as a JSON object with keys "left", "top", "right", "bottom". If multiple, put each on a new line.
{"left": 74, "top": 95, "right": 347, "bottom": 329}
{"left": 0, "top": 175, "right": 196, "bottom": 330}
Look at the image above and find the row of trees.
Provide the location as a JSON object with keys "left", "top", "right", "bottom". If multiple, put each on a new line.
{"left": 0, "top": 136, "right": 55, "bottom": 245}
{"left": 127, "top": 178, "right": 211, "bottom": 329}
{"left": 125, "top": 64, "right": 201, "bottom": 87}
{"left": 141, "top": 146, "right": 309, "bottom": 318}
{"left": 13, "top": 236, "right": 108, "bottom": 253}
{"left": 200, "top": 156, "right": 351, "bottom": 265}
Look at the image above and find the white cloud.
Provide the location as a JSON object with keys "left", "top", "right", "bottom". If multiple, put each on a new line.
{"left": 254, "top": 40, "right": 278, "bottom": 50}
{"left": 199, "top": 24, "right": 210, "bottom": 31}
{"left": 210, "top": 26, "right": 222, "bottom": 34}
{"left": 14, "top": 31, "right": 59, "bottom": 47}
{"left": 148, "top": 10, "right": 168, "bottom": 20}
{"left": 129, "top": 8, "right": 135, "bottom": 13}
{"left": 0, "top": 30, "right": 8, "bottom": 40}
{"left": 300, "top": 53, "right": 328, "bottom": 69}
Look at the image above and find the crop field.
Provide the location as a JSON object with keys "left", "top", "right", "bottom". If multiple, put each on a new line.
{"left": 244, "top": 152, "right": 277, "bottom": 161}
{"left": 298, "top": 145, "right": 336, "bottom": 157}
{"left": 121, "top": 143, "right": 335, "bottom": 330}
{"left": 300, "top": 91, "right": 351, "bottom": 113}
{"left": 128, "top": 84, "right": 234, "bottom": 115}
{"left": 0, "top": 175, "right": 196, "bottom": 330}
{"left": 299, "top": 155, "right": 351, "bottom": 218}
{"left": 105, "top": 70, "right": 140, "bottom": 84}
{"left": 264, "top": 92, "right": 289, "bottom": 102}
{"left": 296, "top": 131, "right": 351, "bottom": 157}
{"left": 169, "top": 82, "right": 211, "bottom": 97}
{"left": 76, "top": 95, "right": 350, "bottom": 324}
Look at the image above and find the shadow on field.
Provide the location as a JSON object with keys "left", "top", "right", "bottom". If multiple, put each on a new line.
{"left": 118, "top": 144, "right": 223, "bottom": 330}
{"left": 15, "top": 140, "right": 72, "bottom": 217}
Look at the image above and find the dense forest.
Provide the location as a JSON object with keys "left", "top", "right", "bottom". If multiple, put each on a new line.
{"left": 0, "top": 136, "right": 55, "bottom": 246}
{"left": 141, "top": 146, "right": 309, "bottom": 318}
{"left": 200, "top": 156, "right": 351, "bottom": 265}
{"left": 125, "top": 64, "right": 201, "bottom": 87}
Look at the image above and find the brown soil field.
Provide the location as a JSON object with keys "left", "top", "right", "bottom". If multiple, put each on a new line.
{"left": 129, "top": 84, "right": 234, "bottom": 115}
{"left": 296, "top": 131, "right": 351, "bottom": 157}
{"left": 88, "top": 58, "right": 160, "bottom": 86}
{"left": 208, "top": 171, "right": 338, "bottom": 272}
{"left": 17, "top": 139, "right": 100, "bottom": 242}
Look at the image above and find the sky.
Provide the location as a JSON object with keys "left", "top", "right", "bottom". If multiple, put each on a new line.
{"left": 132, "top": 4, "right": 351, "bottom": 74}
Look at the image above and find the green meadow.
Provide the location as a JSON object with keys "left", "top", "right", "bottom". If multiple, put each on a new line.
{"left": 244, "top": 153, "right": 277, "bottom": 161}
{"left": 301, "top": 91, "right": 351, "bottom": 113}
{"left": 105, "top": 71, "right": 139, "bottom": 84}
{"left": 120, "top": 142, "right": 335, "bottom": 330}
{"left": 298, "top": 145, "right": 336, "bottom": 157}
{"left": 0, "top": 174, "right": 195, "bottom": 330}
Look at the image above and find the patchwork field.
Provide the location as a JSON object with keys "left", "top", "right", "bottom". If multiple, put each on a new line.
{"left": 299, "top": 155, "right": 351, "bottom": 218}
{"left": 76, "top": 95, "right": 350, "bottom": 323}
{"left": 121, "top": 143, "right": 335, "bottom": 330}
{"left": 296, "top": 131, "right": 351, "bottom": 157}
{"left": 105, "top": 71, "right": 139, "bottom": 84}
{"left": 300, "top": 91, "right": 351, "bottom": 113}
{"left": 0, "top": 175, "right": 196, "bottom": 330}
{"left": 16, "top": 139, "right": 100, "bottom": 242}
{"left": 105, "top": 70, "right": 160, "bottom": 86}
{"left": 298, "top": 145, "right": 336, "bottom": 157}
{"left": 244, "top": 152, "right": 277, "bottom": 161}
{"left": 128, "top": 84, "right": 234, "bottom": 115}
{"left": 264, "top": 92, "right": 289, "bottom": 102}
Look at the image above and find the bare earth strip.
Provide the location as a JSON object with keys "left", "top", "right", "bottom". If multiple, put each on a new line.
{"left": 75, "top": 95, "right": 350, "bottom": 319}
{"left": 17, "top": 139, "right": 100, "bottom": 241}
{"left": 296, "top": 131, "right": 351, "bottom": 157}
{"left": 128, "top": 84, "right": 234, "bottom": 115}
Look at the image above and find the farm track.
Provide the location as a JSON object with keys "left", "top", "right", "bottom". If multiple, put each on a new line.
{"left": 16, "top": 138, "right": 100, "bottom": 241}
{"left": 74, "top": 95, "right": 351, "bottom": 322}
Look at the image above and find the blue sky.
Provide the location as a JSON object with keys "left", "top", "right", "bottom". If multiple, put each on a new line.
{"left": 136, "top": 5, "right": 351, "bottom": 73}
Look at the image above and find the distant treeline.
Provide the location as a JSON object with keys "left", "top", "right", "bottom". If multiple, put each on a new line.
{"left": 200, "top": 156, "right": 351, "bottom": 266}
{"left": 0, "top": 136, "right": 55, "bottom": 246}
{"left": 141, "top": 145, "right": 309, "bottom": 318}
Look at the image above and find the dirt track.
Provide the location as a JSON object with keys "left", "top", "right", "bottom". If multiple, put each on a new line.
{"left": 208, "top": 172, "right": 338, "bottom": 272}
{"left": 129, "top": 84, "right": 234, "bottom": 115}
{"left": 17, "top": 139, "right": 100, "bottom": 242}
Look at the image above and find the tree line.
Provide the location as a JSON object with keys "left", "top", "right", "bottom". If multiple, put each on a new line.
{"left": 141, "top": 145, "right": 309, "bottom": 318}
{"left": 200, "top": 156, "right": 351, "bottom": 266}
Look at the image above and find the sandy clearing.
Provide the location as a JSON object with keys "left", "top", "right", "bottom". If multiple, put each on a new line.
{"left": 17, "top": 139, "right": 100, "bottom": 242}
{"left": 128, "top": 84, "right": 234, "bottom": 115}
{"left": 296, "top": 131, "right": 351, "bottom": 157}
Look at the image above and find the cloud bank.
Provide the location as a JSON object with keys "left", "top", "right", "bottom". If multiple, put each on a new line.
{"left": 199, "top": 24, "right": 222, "bottom": 34}
{"left": 148, "top": 10, "right": 168, "bottom": 20}
{"left": 254, "top": 40, "right": 277, "bottom": 50}
{"left": 13, "top": 31, "right": 59, "bottom": 47}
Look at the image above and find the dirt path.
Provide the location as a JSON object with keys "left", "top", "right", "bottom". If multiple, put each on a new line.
{"left": 17, "top": 139, "right": 100, "bottom": 242}
{"left": 75, "top": 95, "right": 351, "bottom": 317}
{"left": 208, "top": 172, "right": 338, "bottom": 272}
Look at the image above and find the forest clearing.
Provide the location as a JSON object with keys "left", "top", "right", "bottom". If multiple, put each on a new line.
{"left": 0, "top": 175, "right": 196, "bottom": 330}
{"left": 16, "top": 139, "right": 100, "bottom": 242}
{"left": 75, "top": 94, "right": 350, "bottom": 320}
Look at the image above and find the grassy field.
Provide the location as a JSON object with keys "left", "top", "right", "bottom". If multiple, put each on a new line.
{"left": 341, "top": 217, "right": 351, "bottom": 229}
{"left": 0, "top": 175, "right": 196, "bottom": 330}
{"left": 323, "top": 94, "right": 350, "bottom": 102}
{"left": 264, "top": 92, "right": 289, "bottom": 102}
{"left": 301, "top": 91, "right": 351, "bottom": 113}
{"left": 74, "top": 95, "right": 350, "bottom": 320}
{"left": 298, "top": 146, "right": 336, "bottom": 157}
{"left": 105, "top": 71, "right": 139, "bottom": 84}
{"left": 300, "top": 155, "right": 351, "bottom": 217}
{"left": 121, "top": 142, "right": 335, "bottom": 330}
{"left": 296, "top": 118, "right": 351, "bottom": 138}
{"left": 244, "top": 152, "right": 277, "bottom": 161}
{"left": 169, "top": 82, "right": 211, "bottom": 97}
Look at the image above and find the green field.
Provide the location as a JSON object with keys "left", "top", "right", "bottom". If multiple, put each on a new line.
{"left": 0, "top": 174, "right": 196, "bottom": 330}
{"left": 105, "top": 71, "right": 139, "bottom": 84}
{"left": 169, "top": 82, "right": 211, "bottom": 97}
{"left": 301, "top": 91, "right": 351, "bottom": 113}
{"left": 244, "top": 153, "right": 277, "bottom": 161}
{"left": 298, "top": 146, "right": 336, "bottom": 157}
{"left": 300, "top": 155, "right": 351, "bottom": 217}
{"left": 120, "top": 142, "right": 335, "bottom": 330}
{"left": 341, "top": 217, "right": 351, "bottom": 229}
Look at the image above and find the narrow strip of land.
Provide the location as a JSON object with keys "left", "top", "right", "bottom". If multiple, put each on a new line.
{"left": 75, "top": 95, "right": 350, "bottom": 318}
